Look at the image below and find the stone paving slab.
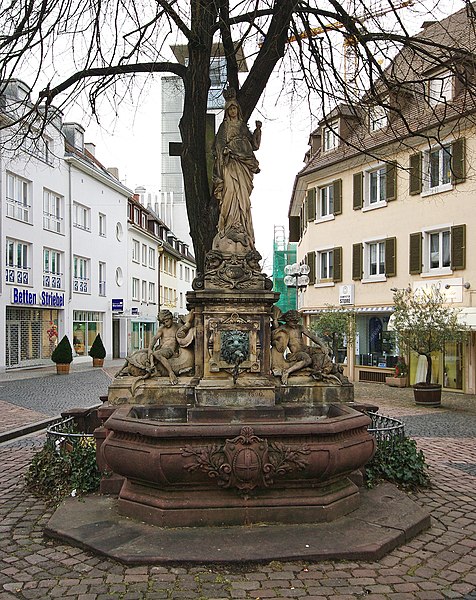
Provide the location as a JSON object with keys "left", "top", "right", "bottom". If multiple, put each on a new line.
{"left": 44, "top": 483, "right": 430, "bottom": 564}
{"left": 0, "top": 400, "right": 48, "bottom": 434}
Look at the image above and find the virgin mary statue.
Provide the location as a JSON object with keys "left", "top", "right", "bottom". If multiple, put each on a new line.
{"left": 212, "top": 89, "right": 262, "bottom": 253}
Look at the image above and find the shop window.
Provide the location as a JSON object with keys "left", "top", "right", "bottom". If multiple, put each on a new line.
{"left": 7, "top": 172, "right": 31, "bottom": 223}
{"left": 73, "top": 311, "right": 102, "bottom": 357}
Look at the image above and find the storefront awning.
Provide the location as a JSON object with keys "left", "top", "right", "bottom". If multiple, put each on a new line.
{"left": 302, "top": 306, "right": 394, "bottom": 314}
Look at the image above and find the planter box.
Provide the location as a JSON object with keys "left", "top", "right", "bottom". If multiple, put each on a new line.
{"left": 92, "top": 358, "right": 104, "bottom": 367}
{"left": 385, "top": 376, "right": 408, "bottom": 388}
{"left": 55, "top": 363, "right": 71, "bottom": 374}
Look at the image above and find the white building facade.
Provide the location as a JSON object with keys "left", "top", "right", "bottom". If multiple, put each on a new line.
{"left": 0, "top": 80, "right": 196, "bottom": 370}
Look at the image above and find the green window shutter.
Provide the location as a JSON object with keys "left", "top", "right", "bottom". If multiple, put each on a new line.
{"left": 333, "top": 246, "right": 343, "bottom": 282}
{"left": 451, "top": 224, "right": 466, "bottom": 270}
{"left": 386, "top": 161, "right": 397, "bottom": 201}
{"left": 289, "top": 216, "right": 301, "bottom": 243}
{"left": 409, "top": 232, "right": 422, "bottom": 274}
{"left": 385, "top": 237, "right": 397, "bottom": 277}
{"left": 352, "top": 243, "right": 363, "bottom": 280}
{"left": 307, "top": 188, "right": 316, "bottom": 221}
{"left": 353, "top": 172, "right": 363, "bottom": 210}
{"left": 307, "top": 251, "right": 316, "bottom": 285}
{"left": 409, "top": 152, "right": 422, "bottom": 195}
{"left": 333, "top": 179, "right": 342, "bottom": 215}
{"left": 452, "top": 138, "right": 466, "bottom": 184}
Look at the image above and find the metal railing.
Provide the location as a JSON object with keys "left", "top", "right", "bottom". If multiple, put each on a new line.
{"left": 46, "top": 417, "right": 95, "bottom": 444}
{"left": 368, "top": 412, "right": 405, "bottom": 446}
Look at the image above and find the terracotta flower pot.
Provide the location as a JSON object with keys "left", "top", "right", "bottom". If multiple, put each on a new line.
{"left": 56, "top": 363, "right": 71, "bottom": 374}
{"left": 385, "top": 376, "right": 408, "bottom": 388}
{"left": 413, "top": 383, "right": 442, "bottom": 407}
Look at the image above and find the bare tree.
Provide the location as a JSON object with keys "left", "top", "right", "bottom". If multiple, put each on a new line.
{"left": 1, "top": 0, "right": 474, "bottom": 271}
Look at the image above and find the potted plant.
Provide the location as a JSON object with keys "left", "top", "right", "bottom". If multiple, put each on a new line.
{"left": 385, "top": 356, "right": 408, "bottom": 387}
{"left": 88, "top": 334, "right": 106, "bottom": 367}
{"left": 391, "top": 287, "right": 467, "bottom": 406}
{"left": 51, "top": 335, "right": 73, "bottom": 374}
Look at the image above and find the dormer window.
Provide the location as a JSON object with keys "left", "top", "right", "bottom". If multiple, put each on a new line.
{"left": 322, "top": 121, "right": 339, "bottom": 151}
{"left": 427, "top": 71, "right": 453, "bottom": 105}
{"left": 369, "top": 105, "right": 387, "bottom": 131}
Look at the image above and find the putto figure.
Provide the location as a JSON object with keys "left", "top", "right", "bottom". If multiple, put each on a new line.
{"left": 271, "top": 310, "right": 347, "bottom": 385}
{"left": 212, "top": 88, "right": 262, "bottom": 253}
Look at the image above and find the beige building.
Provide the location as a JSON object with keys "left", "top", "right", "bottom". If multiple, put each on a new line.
{"left": 289, "top": 7, "right": 476, "bottom": 393}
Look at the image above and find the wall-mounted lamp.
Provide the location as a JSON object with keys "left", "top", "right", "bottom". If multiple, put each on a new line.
{"left": 390, "top": 286, "right": 412, "bottom": 293}
{"left": 445, "top": 282, "right": 471, "bottom": 289}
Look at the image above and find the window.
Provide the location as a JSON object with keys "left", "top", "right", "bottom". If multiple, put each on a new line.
{"left": 43, "top": 248, "right": 62, "bottom": 289}
{"left": 141, "top": 213, "right": 147, "bottom": 229}
{"left": 149, "top": 247, "right": 156, "bottom": 269}
{"left": 132, "top": 278, "right": 139, "bottom": 300}
{"left": 319, "top": 250, "right": 334, "bottom": 280}
{"left": 149, "top": 282, "right": 156, "bottom": 304}
{"left": 185, "top": 266, "right": 191, "bottom": 282}
{"left": 6, "top": 173, "right": 30, "bottom": 223}
{"left": 132, "top": 239, "right": 140, "bottom": 262}
{"left": 5, "top": 239, "right": 30, "bottom": 285}
{"left": 179, "top": 264, "right": 183, "bottom": 280}
{"left": 43, "top": 189, "right": 63, "bottom": 233}
{"left": 99, "top": 213, "right": 106, "bottom": 237}
{"left": 409, "top": 139, "right": 465, "bottom": 196}
{"left": 369, "top": 105, "right": 387, "bottom": 131}
{"left": 353, "top": 237, "right": 397, "bottom": 281}
{"left": 323, "top": 121, "right": 338, "bottom": 151}
{"left": 320, "top": 185, "right": 334, "bottom": 217}
{"left": 368, "top": 167, "right": 386, "bottom": 205}
{"left": 73, "top": 202, "right": 90, "bottom": 231}
{"left": 368, "top": 241, "right": 385, "bottom": 276}
{"left": 427, "top": 71, "right": 453, "bottom": 105}
{"left": 99, "top": 262, "right": 106, "bottom": 296}
{"left": 142, "top": 244, "right": 147, "bottom": 266}
{"left": 410, "top": 225, "right": 466, "bottom": 275}
{"left": 133, "top": 207, "right": 140, "bottom": 224}
{"left": 425, "top": 144, "right": 452, "bottom": 192}
{"left": 142, "top": 280, "right": 147, "bottom": 303}
{"left": 73, "top": 256, "right": 89, "bottom": 293}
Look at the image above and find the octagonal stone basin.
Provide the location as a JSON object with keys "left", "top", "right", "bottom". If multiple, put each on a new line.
{"left": 101, "top": 403, "right": 376, "bottom": 527}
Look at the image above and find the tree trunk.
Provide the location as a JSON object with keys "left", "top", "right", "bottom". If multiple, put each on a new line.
{"left": 425, "top": 353, "right": 432, "bottom": 385}
{"left": 179, "top": 1, "right": 220, "bottom": 275}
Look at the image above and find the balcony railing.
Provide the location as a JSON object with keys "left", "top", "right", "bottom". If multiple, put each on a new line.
{"left": 73, "top": 277, "right": 89, "bottom": 293}
{"left": 5, "top": 266, "right": 30, "bottom": 285}
{"left": 7, "top": 199, "right": 30, "bottom": 223}
{"left": 43, "top": 273, "right": 63, "bottom": 289}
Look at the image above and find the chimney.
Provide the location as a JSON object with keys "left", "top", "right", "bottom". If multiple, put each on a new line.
{"left": 85, "top": 142, "right": 96, "bottom": 156}
{"left": 107, "top": 167, "right": 119, "bottom": 180}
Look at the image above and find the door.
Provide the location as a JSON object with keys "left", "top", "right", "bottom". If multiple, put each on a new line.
{"left": 6, "top": 322, "right": 21, "bottom": 367}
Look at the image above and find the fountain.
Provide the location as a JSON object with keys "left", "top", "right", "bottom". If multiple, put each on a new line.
{"left": 98, "top": 90, "right": 374, "bottom": 528}
{"left": 46, "top": 92, "right": 430, "bottom": 561}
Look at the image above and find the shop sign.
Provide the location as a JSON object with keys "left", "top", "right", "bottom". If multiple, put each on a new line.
{"left": 131, "top": 307, "right": 139, "bottom": 316}
{"left": 11, "top": 287, "right": 64, "bottom": 307}
{"left": 112, "top": 298, "right": 124, "bottom": 312}
{"left": 339, "top": 284, "right": 354, "bottom": 305}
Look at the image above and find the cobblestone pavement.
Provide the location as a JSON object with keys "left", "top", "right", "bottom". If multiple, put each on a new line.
{"left": 0, "top": 381, "right": 475, "bottom": 599}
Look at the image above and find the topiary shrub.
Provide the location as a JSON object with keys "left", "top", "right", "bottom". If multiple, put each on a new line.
{"left": 88, "top": 333, "right": 106, "bottom": 359}
{"left": 51, "top": 335, "right": 73, "bottom": 364}
{"left": 365, "top": 436, "right": 430, "bottom": 491}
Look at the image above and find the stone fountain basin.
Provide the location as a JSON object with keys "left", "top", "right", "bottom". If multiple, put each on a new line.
{"left": 101, "top": 403, "right": 376, "bottom": 527}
